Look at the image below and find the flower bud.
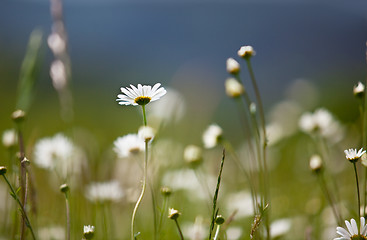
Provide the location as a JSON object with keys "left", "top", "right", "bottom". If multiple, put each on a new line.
{"left": 83, "top": 225, "right": 95, "bottom": 239}
{"left": 215, "top": 215, "right": 225, "bottom": 225}
{"left": 168, "top": 208, "right": 181, "bottom": 220}
{"left": 60, "top": 183, "right": 70, "bottom": 193}
{"left": 11, "top": 110, "right": 26, "bottom": 123}
{"left": 160, "top": 186, "right": 172, "bottom": 197}
{"left": 237, "top": 45, "right": 256, "bottom": 59}
{"left": 0, "top": 166, "right": 7, "bottom": 175}
{"left": 225, "top": 78, "right": 244, "bottom": 98}
{"left": 309, "top": 155, "right": 323, "bottom": 172}
{"left": 354, "top": 82, "right": 365, "bottom": 99}
{"left": 184, "top": 145, "right": 203, "bottom": 167}
{"left": 226, "top": 58, "right": 240, "bottom": 74}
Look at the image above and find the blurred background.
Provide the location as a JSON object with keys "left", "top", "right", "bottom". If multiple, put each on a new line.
{"left": 1, "top": 0, "right": 367, "bottom": 239}
{"left": 1, "top": 0, "right": 367, "bottom": 138}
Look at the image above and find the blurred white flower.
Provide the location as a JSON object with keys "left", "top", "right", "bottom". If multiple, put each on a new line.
{"left": 184, "top": 145, "right": 203, "bottom": 165}
{"left": 344, "top": 148, "right": 366, "bottom": 162}
{"left": 226, "top": 58, "right": 240, "bottom": 74}
{"left": 148, "top": 87, "right": 186, "bottom": 125}
{"left": 202, "top": 124, "right": 223, "bottom": 149}
{"left": 270, "top": 218, "right": 292, "bottom": 238}
{"left": 2, "top": 129, "right": 18, "bottom": 148}
{"left": 33, "top": 133, "right": 83, "bottom": 179}
{"left": 225, "top": 191, "right": 254, "bottom": 218}
{"left": 237, "top": 45, "right": 256, "bottom": 58}
{"left": 50, "top": 60, "right": 67, "bottom": 90}
{"left": 162, "top": 169, "right": 215, "bottom": 200}
{"left": 182, "top": 217, "right": 206, "bottom": 240}
{"left": 299, "top": 108, "right": 344, "bottom": 143}
{"left": 226, "top": 227, "right": 243, "bottom": 240}
{"left": 309, "top": 154, "right": 323, "bottom": 172}
{"left": 334, "top": 217, "right": 367, "bottom": 240}
{"left": 85, "top": 181, "right": 124, "bottom": 203}
{"left": 38, "top": 226, "right": 65, "bottom": 240}
{"left": 47, "top": 32, "right": 66, "bottom": 55}
{"left": 225, "top": 78, "right": 244, "bottom": 98}
{"left": 113, "top": 134, "right": 145, "bottom": 158}
{"left": 116, "top": 83, "right": 167, "bottom": 106}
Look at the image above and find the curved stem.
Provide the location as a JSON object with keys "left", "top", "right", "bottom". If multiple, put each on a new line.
{"left": 131, "top": 141, "right": 148, "bottom": 240}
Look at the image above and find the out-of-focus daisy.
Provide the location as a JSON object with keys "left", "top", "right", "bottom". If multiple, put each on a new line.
{"left": 226, "top": 227, "right": 243, "bottom": 240}
{"left": 113, "top": 134, "right": 145, "bottom": 158}
{"left": 270, "top": 218, "right": 292, "bottom": 238}
{"left": 38, "top": 226, "right": 65, "bottom": 240}
{"left": 148, "top": 87, "right": 186, "bottom": 126}
{"left": 33, "top": 133, "right": 83, "bottom": 179}
{"left": 85, "top": 181, "right": 124, "bottom": 203}
{"left": 182, "top": 216, "right": 206, "bottom": 240}
{"left": 344, "top": 148, "right": 366, "bottom": 163}
{"left": 202, "top": 124, "right": 223, "bottom": 149}
{"left": 2, "top": 129, "right": 18, "bottom": 148}
{"left": 116, "top": 83, "right": 167, "bottom": 106}
{"left": 334, "top": 217, "right": 367, "bottom": 240}
{"left": 225, "top": 191, "right": 254, "bottom": 218}
{"left": 184, "top": 145, "right": 203, "bottom": 166}
{"left": 299, "top": 108, "right": 344, "bottom": 143}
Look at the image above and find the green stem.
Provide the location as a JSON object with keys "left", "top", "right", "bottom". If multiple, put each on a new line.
{"left": 2, "top": 174, "right": 36, "bottom": 240}
{"left": 245, "top": 58, "right": 270, "bottom": 239}
{"left": 174, "top": 219, "right": 184, "bottom": 240}
{"left": 317, "top": 171, "right": 343, "bottom": 226}
{"left": 353, "top": 162, "right": 361, "bottom": 222}
{"left": 142, "top": 105, "right": 147, "bottom": 126}
{"left": 102, "top": 203, "right": 110, "bottom": 240}
{"left": 131, "top": 141, "right": 148, "bottom": 240}
{"left": 213, "top": 225, "right": 221, "bottom": 240}
{"left": 64, "top": 192, "right": 70, "bottom": 240}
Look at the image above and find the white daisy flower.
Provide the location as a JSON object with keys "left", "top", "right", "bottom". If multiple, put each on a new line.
{"left": 116, "top": 83, "right": 167, "bottom": 106}
{"left": 202, "top": 124, "right": 223, "bottom": 149}
{"left": 85, "top": 181, "right": 124, "bottom": 203}
{"left": 334, "top": 217, "right": 367, "bottom": 240}
{"left": 113, "top": 134, "right": 145, "bottom": 158}
{"left": 344, "top": 148, "right": 366, "bottom": 162}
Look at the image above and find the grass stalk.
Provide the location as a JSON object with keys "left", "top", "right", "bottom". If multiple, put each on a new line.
{"left": 208, "top": 150, "right": 225, "bottom": 239}
{"left": 2, "top": 173, "right": 36, "bottom": 240}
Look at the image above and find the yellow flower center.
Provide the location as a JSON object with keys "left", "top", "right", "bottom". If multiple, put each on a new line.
{"left": 351, "top": 235, "right": 367, "bottom": 240}
{"left": 134, "top": 96, "right": 151, "bottom": 105}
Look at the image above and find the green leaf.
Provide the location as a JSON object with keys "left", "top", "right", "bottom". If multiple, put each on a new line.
{"left": 16, "top": 28, "right": 44, "bottom": 112}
